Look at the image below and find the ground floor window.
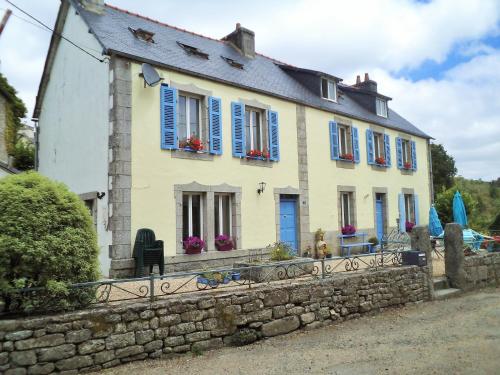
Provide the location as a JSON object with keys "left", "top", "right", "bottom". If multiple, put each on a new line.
{"left": 182, "top": 193, "right": 203, "bottom": 240}
{"left": 404, "top": 194, "right": 415, "bottom": 223}
{"left": 214, "top": 193, "right": 232, "bottom": 237}
{"left": 340, "top": 192, "right": 354, "bottom": 227}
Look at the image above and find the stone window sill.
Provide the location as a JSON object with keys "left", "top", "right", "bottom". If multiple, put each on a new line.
{"left": 171, "top": 149, "right": 214, "bottom": 161}
{"left": 400, "top": 168, "right": 414, "bottom": 175}
{"left": 239, "top": 157, "right": 273, "bottom": 168}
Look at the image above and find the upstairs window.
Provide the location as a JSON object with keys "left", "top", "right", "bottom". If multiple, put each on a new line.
{"left": 177, "top": 42, "right": 209, "bottom": 59}
{"left": 129, "top": 27, "right": 155, "bottom": 43}
{"left": 245, "top": 107, "right": 264, "bottom": 154}
{"left": 338, "top": 125, "right": 351, "bottom": 157}
{"left": 396, "top": 137, "right": 416, "bottom": 170}
{"left": 373, "top": 132, "right": 385, "bottom": 159}
{"left": 321, "top": 78, "right": 337, "bottom": 102}
{"left": 329, "top": 121, "right": 360, "bottom": 163}
{"left": 402, "top": 139, "right": 411, "bottom": 165}
{"left": 178, "top": 94, "right": 201, "bottom": 146}
{"left": 376, "top": 98, "right": 387, "bottom": 117}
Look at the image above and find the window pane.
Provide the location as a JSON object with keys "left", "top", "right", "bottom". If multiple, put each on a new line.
{"left": 245, "top": 109, "right": 251, "bottom": 151}
{"left": 189, "top": 97, "right": 200, "bottom": 138}
{"left": 328, "top": 81, "right": 336, "bottom": 100}
{"left": 321, "top": 79, "right": 328, "bottom": 99}
{"left": 252, "top": 111, "right": 258, "bottom": 150}
{"left": 178, "top": 96, "right": 187, "bottom": 141}
{"left": 374, "top": 134, "right": 380, "bottom": 158}
{"left": 222, "top": 195, "right": 231, "bottom": 236}
{"left": 339, "top": 127, "right": 346, "bottom": 155}
{"left": 191, "top": 195, "right": 201, "bottom": 238}
{"left": 342, "top": 194, "right": 350, "bottom": 226}
{"left": 255, "top": 111, "right": 261, "bottom": 150}
{"left": 182, "top": 194, "right": 189, "bottom": 240}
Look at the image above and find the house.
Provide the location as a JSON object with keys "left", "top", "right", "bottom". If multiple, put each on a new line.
{"left": 35, "top": 0, "right": 433, "bottom": 278}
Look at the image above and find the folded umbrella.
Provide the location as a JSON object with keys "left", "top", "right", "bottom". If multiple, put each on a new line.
{"left": 453, "top": 191, "right": 468, "bottom": 228}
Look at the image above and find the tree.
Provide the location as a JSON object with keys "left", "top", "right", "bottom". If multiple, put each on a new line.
{"left": 0, "top": 73, "right": 34, "bottom": 171}
{"left": 0, "top": 172, "right": 99, "bottom": 313}
{"left": 431, "top": 143, "right": 457, "bottom": 194}
{"left": 490, "top": 213, "right": 500, "bottom": 232}
{"left": 434, "top": 187, "right": 476, "bottom": 226}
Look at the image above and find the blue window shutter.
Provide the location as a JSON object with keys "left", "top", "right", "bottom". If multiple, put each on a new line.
{"left": 399, "top": 193, "right": 406, "bottom": 232}
{"left": 208, "top": 96, "right": 222, "bottom": 155}
{"left": 329, "top": 121, "right": 339, "bottom": 160}
{"left": 366, "top": 129, "right": 374, "bottom": 164}
{"left": 160, "top": 85, "right": 177, "bottom": 150}
{"left": 384, "top": 134, "right": 391, "bottom": 167}
{"left": 414, "top": 194, "right": 419, "bottom": 225}
{"left": 231, "top": 102, "right": 245, "bottom": 158}
{"left": 268, "top": 110, "right": 280, "bottom": 161}
{"left": 411, "top": 140, "right": 417, "bottom": 171}
{"left": 352, "top": 127, "right": 360, "bottom": 163}
{"left": 396, "top": 137, "right": 403, "bottom": 169}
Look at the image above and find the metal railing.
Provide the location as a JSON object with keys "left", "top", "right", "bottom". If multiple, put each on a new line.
{"left": 2, "top": 249, "right": 411, "bottom": 317}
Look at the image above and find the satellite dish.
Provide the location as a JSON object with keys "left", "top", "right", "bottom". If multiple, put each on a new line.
{"left": 141, "top": 63, "right": 163, "bottom": 87}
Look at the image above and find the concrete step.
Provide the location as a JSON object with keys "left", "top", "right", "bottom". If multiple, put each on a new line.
{"left": 433, "top": 277, "right": 449, "bottom": 290}
{"left": 434, "top": 288, "right": 461, "bottom": 300}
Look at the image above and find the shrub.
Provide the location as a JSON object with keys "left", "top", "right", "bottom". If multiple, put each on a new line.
{"left": 0, "top": 172, "right": 99, "bottom": 313}
{"left": 368, "top": 236, "right": 379, "bottom": 246}
{"left": 268, "top": 241, "right": 294, "bottom": 261}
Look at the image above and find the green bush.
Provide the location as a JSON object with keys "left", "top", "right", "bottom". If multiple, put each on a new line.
{"left": 0, "top": 172, "right": 99, "bottom": 313}
{"left": 434, "top": 187, "right": 476, "bottom": 226}
{"left": 268, "top": 241, "right": 294, "bottom": 261}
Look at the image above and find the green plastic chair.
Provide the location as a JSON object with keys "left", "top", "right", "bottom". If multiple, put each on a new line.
{"left": 133, "top": 228, "right": 164, "bottom": 277}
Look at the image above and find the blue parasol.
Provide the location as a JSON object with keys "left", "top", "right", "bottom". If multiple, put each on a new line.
{"left": 428, "top": 205, "right": 444, "bottom": 236}
{"left": 452, "top": 191, "right": 468, "bottom": 228}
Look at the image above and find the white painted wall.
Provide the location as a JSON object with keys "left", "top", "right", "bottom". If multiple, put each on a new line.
{"left": 37, "top": 4, "right": 111, "bottom": 276}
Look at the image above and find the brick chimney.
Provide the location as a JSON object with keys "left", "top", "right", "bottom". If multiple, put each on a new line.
{"left": 354, "top": 72, "right": 377, "bottom": 93}
{"left": 222, "top": 23, "right": 255, "bottom": 58}
{"left": 80, "top": 0, "right": 104, "bottom": 14}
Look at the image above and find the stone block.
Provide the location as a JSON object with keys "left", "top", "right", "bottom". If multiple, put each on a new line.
{"left": 180, "top": 310, "right": 207, "bottom": 322}
{"left": 78, "top": 340, "right": 105, "bottom": 355}
{"left": 159, "top": 314, "right": 181, "bottom": 326}
{"left": 15, "top": 334, "right": 65, "bottom": 350}
{"left": 164, "top": 336, "right": 185, "bottom": 347}
{"left": 93, "top": 350, "right": 115, "bottom": 365}
{"left": 273, "top": 305, "right": 286, "bottom": 319}
{"left": 38, "top": 344, "right": 76, "bottom": 362}
{"left": 5, "top": 331, "right": 33, "bottom": 341}
{"left": 144, "top": 340, "right": 163, "bottom": 353}
{"left": 5, "top": 369, "right": 27, "bottom": 375}
{"left": 191, "top": 338, "right": 223, "bottom": 352}
{"left": 27, "top": 363, "right": 55, "bottom": 375}
{"left": 66, "top": 329, "right": 92, "bottom": 344}
{"left": 245, "top": 309, "right": 272, "bottom": 323}
{"left": 136, "top": 330, "right": 155, "bottom": 345}
{"left": 186, "top": 331, "right": 211, "bottom": 343}
{"left": 55, "top": 356, "right": 93, "bottom": 371}
{"left": 300, "top": 312, "right": 316, "bottom": 325}
{"left": 105, "top": 332, "right": 135, "bottom": 350}
{"left": 115, "top": 345, "right": 144, "bottom": 359}
{"left": 261, "top": 316, "right": 300, "bottom": 337}
{"left": 10, "top": 350, "right": 37, "bottom": 366}
{"left": 154, "top": 327, "right": 169, "bottom": 339}
{"left": 169, "top": 322, "right": 196, "bottom": 336}
{"left": 263, "top": 290, "right": 289, "bottom": 306}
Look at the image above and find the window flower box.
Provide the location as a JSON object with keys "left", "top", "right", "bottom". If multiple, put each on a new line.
{"left": 179, "top": 136, "right": 204, "bottom": 152}
{"left": 375, "top": 156, "right": 386, "bottom": 166}
{"left": 339, "top": 153, "right": 354, "bottom": 162}
{"left": 215, "top": 235, "right": 234, "bottom": 251}
{"left": 246, "top": 149, "right": 270, "bottom": 160}
{"left": 405, "top": 221, "right": 415, "bottom": 232}
{"left": 403, "top": 162, "right": 412, "bottom": 170}
{"left": 183, "top": 236, "right": 205, "bottom": 254}
{"left": 341, "top": 224, "right": 356, "bottom": 235}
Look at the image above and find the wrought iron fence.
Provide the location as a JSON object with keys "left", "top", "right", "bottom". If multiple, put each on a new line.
{"left": 2, "top": 249, "right": 412, "bottom": 317}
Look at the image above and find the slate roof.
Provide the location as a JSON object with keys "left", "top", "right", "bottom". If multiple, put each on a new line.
{"left": 75, "top": 2, "right": 430, "bottom": 139}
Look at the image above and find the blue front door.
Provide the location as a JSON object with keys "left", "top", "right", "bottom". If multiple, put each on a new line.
{"left": 280, "top": 199, "right": 298, "bottom": 254}
{"left": 376, "top": 198, "right": 384, "bottom": 241}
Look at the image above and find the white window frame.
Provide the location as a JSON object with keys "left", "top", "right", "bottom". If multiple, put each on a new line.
{"left": 321, "top": 78, "right": 337, "bottom": 102}
{"left": 404, "top": 194, "right": 415, "bottom": 223}
{"left": 338, "top": 125, "right": 351, "bottom": 156}
{"left": 373, "top": 132, "right": 385, "bottom": 159}
{"left": 245, "top": 108, "right": 264, "bottom": 151}
{"left": 376, "top": 98, "right": 387, "bottom": 118}
{"left": 179, "top": 94, "right": 202, "bottom": 142}
{"left": 215, "top": 193, "right": 232, "bottom": 237}
{"left": 184, "top": 193, "right": 203, "bottom": 239}
{"left": 402, "top": 139, "right": 411, "bottom": 165}
{"left": 341, "top": 192, "right": 351, "bottom": 227}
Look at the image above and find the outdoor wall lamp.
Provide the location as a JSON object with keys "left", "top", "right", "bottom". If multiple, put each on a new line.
{"left": 257, "top": 182, "right": 267, "bottom": 195}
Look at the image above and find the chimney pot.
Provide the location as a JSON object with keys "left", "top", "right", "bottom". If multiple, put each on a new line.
{"left": 364, "top": 73, "right": 369, "bottom": 82}
{"left": 356, "top": 75, "right": 361, "bottom": 85}
{"left": 80, "top": 0, "right": 104, "bottom": 14}
{"left": 223, "top": 24, "right": 255, "bottom": 58}
{"left": 236, "top": 23, "right": 241, "bottom": 29}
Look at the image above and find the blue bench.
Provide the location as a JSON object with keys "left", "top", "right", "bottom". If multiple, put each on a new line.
{"left": 338, "top": 233, "right": 373, "bottom": 257}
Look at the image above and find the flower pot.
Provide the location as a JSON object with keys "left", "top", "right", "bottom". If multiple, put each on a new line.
{"left": 325, "top": 254, "right": 332, "bottom": 259}
{"left": 185, "top": 246, "right": 203, "bottom": 255}
{"left": 231, "top": 272, "right": 241, "bottom": 281}
{"left": 215, "top": 242, "right": 233, "bottom": 251}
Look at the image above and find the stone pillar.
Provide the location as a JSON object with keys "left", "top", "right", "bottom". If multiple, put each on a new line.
{"left": 410, "top": 226, "right": 434, "bottom": 299}
{"left": 444, "top": 223, "right": 467, "bottom": 289}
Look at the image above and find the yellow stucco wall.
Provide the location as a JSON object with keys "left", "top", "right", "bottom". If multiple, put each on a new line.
{"left": 131, "top": 63, "right": 300, "bottom": 256}
{"left": 130, "top": 62, "right": 431, "bottom": 257}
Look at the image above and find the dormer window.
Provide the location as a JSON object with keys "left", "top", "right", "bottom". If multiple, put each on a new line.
{"left": 376, "top": 98, "right": 387, "bottom": 118}
{"left": 321, "top": 78, "right": 337, "bottom": 102}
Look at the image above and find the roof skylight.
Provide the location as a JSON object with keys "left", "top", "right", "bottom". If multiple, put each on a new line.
{"left": 128, "top": 27, "right": 155, "bottom": 43}
{"left": 221, "top": 56, "right": 244, "bottom": 69}
{"left": 177, "top": 42, "right": 209, "bottom": 59}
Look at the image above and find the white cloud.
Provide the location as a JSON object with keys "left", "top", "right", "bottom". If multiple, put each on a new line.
{"left": 0, "top": 0, "right": 499, "bottom": 179}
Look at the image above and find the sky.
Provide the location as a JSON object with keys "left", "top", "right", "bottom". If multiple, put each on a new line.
{"left": 0, "top": 0, "right": 499, "bottom": 180}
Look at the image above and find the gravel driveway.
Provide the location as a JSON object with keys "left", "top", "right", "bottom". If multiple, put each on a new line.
{"left": 99, "top": 288, "right": 500, "bottom": 375}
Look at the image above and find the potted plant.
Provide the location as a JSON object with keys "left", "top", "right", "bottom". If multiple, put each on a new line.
{"left": 403, "top": 161, "right": 412, "bottom": 170}
{"left": 368, "top": 236, "right": 379, "bottom": 252}
{"left": 405, "top": 221, "right": 415, "bottom": 233}
{"left": 375, "top": 156, "right": 386, "bottom": 166}
{"left": 269, "top": 241, "right": 294, "bottom": 261}
{"left": 341, "top": 224, "right": 356, "bottom": 235}
{"left": 179, "top": 136, "right": 204, "bottom": 152}
{"left": 197, "top": 271, "right": 232, "bottom": 286}
{"left": 340, "top": 153, "right": 354, "bottom": 161}
{"left": 323, "top": 245, "right": 333, "bottom": 259}
{"left": 183, "top": 236, "right": 205, "bottom": 254}
{"left": 215, "top": 234, "right": 234, "bottom": 251}
{"left": 246, "top": 149, "right": 270, "bottom": 160}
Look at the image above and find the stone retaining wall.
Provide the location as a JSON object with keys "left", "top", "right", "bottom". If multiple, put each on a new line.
{"left": 0, "top": 266, "right": 430, "bottom": 374}
{"left": 463, "top": 253, "right": 500, "bottom": 290}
